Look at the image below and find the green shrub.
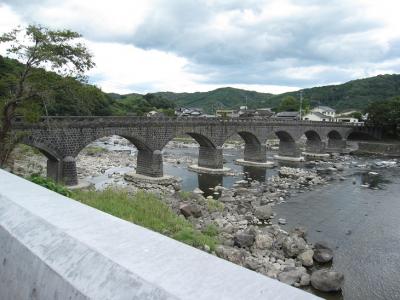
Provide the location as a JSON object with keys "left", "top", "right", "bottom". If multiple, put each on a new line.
{"left": 177, "top": 190, "right": 193, "bottom": 201}
{"left": 84, "top": 146, "right": 108, "bottom": 156}
{"left": 207, "top": 198, "right": 224, "bottom": 212}
{"left": 71, "top": 189, "right": 218, "bottom": 251}
{"left": 202, "top": 224, "right": 219, "bottom": 237}
{"left": 28, "top": 174, "right": 71, "bottom": 197}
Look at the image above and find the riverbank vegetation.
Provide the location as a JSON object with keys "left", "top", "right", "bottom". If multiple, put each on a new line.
{"left": 72, "top": 189, "right": 218, "bottom": 251}
{"left": 28, "top": 174, "right": 72, "bottom": 196}
{"left": 26, "top": 174, "right": 218, "bottom": 251}
{"left": 366, "top": 96, "right": 400, "bottom": 138}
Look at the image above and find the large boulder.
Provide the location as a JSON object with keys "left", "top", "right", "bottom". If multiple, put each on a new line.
{"left": 313, "top": 242, "right": 334, "bottom": 263}
{"left": 215, "top": 245, "right": 246, "bottom": 265}
{"left": 299, "top": 273, "right": 311, "bottom": 286}
{"left": 179, "top": 203, "right": 202, "bottom": 218}
{"left": 254, "top": 205, "right": 273, "bottom": 220}
{"left": 254, "top": 233, "right": 274, "bottom": 250}
{"left": 278, "top": 269, "right": 303, "bottom": 286}
{"left": 282, "top": 235, "right": 308, "bottom": 257}
{"left": 244, "top": 256, "right": 263, "bottom": 271}
{"left": 311, "top": 270, "right": 344, "bottom": 292}
{"left": 234, "top": 232, "right": 255, "bottom": 248}
{"left": 298, "top": 250, "right": 314, "bottom": 267}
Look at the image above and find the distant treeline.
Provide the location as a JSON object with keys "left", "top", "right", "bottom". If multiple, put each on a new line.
{"left": 0, "top": 55, "right": 175, "bottom": 117}
{"left": 2, "top": 55, "right": 400, "bottom": 120}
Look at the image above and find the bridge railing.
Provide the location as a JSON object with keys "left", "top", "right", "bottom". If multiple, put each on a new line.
{"left": 11, "top": 116, "right": 365, "bottom": 128}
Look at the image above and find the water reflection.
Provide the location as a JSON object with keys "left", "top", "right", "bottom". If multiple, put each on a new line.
{"left": 360, "top": 171, "right": 391, "bottom": 189}
{"left": 277, "top": 160, "right": 303, "bottom": 168}
{"left": 198, "top": 174, "right": 223, "bottom": 197}
{"left": 243, "top": 166, "right": 266, "bottom": 182}
{"left": 195, "top": 166, "right": 268, "bottom": 197}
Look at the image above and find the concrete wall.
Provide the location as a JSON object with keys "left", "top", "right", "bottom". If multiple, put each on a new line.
{"left": 354, "top": 141, "right": 400, "bottom": 157}
{"left": 0, "top": 170, "right": 320, "bottom": 300}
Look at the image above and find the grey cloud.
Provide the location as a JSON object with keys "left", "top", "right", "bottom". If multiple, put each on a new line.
{"left": 2, "top": 0, "right": 399, "bottom": 89}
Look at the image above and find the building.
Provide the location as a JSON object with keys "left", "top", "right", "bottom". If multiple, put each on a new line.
{"left": 216, "top": 109, "right": 235, "bottom": 118}
{"left": 336, "top": 117, "right": 363, "bottom": 124}
{"left": 237, "top": 107, "right": 273, "bottom": 118}
{"left": 175, "top": 107, "right": 203, "bottom": 117}
{"left": 274, "top": 111, "right": 300, "bottom": 120}
{"left": 302, "top": 112, "right": 333, "bottom": 122}
{"left": 337, "top": 110, "right": 359, "bottom": 117}
{"left": 311, "top": 106, "right": 336, "bottom": 118}
{"left": 254, "top": 108, "right": 274, "bottom": 118}
{"left": 146, "top": 110, "right": 166, "bottom": 118}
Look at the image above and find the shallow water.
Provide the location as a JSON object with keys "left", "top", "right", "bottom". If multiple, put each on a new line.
{"left": 86, "top": 145, "right": 281, "bottom": 193}
{"left": 275, "top": 167, "right": 400, "bottom": 300}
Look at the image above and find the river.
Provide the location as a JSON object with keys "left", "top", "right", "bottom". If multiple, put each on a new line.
{"left": 273, "top": 164, "right": 400, "bottom": 300}
{"left": 85, "top": 138, "right": 400, "bottom": 299}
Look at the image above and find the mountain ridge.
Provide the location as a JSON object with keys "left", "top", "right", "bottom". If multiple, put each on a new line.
{"left": 110, "top": 74, "right": 400, "bottom": 113}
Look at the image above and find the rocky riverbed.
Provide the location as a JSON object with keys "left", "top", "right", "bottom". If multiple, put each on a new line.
{"left": 7, "top": 137, "right": 400, "bottom": 297}
{"left": 127, "top": 164, "right": 347, "bottom": 293}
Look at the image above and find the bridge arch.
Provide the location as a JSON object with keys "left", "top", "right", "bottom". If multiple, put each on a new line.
{"left": 17, "top": 137, "right": 64, "bottom": 182}
{"left": 304, "top": 130, "right": 325, "bottom": 154}
{"left": 274, "top": 130, "right": 301, "bottom": 157}
{"left": 327, "top": 130, "right": 343, "bottom": 140}
{"left": 185, "top": 132, "right": 216, "bottom": 148}
{"left": 236, "top": 131, "right": 266, "bottom": 163}
{"left": 275, "top": 131, "right": 295, "bottom": 143}
{"left": 184, "top": 132, "right": 222, "bottom": 169}
{"left": 346, "top": 131, "right": 376, "bottom": 141}
{"left": 304, "top": 130, "right": 322, "bottom": 142}
{"left": 19, "top": 139, "right": 61, "bottom": 162}
{"left": 326, "top": 130, "right": 347, "bottom": 153}
{"left": 74, "top": 133, "right": 151, "bottom": 157}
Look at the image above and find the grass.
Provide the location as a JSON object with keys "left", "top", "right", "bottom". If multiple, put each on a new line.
{"left": 71, "top": 189, "right": 218, "bottom": 251}
{"left": 28, "top": 174, "right": 71, "bottom": 197}
{"left": 84, "top": 146, "right": 108, "bottom": 156}
{"left": 177, "top": 190, "right": 193, "bottom": 201}
{"left": 207, "top": 198, "right": 225, "bottom": 212}
{"left": 202, "top": 223, "right": 219, "bottom": 237}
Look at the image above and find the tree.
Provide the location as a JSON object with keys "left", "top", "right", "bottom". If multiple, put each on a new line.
{"left": 350, "top": 111, "right": 363, "bottom": 121}
{"left": 277, "top": 96, "right": 299, "bottom": 112}
{"left": 0, "top": 25, "right": 94, "bottom": 166}
{"left": 366, "top": 96, "right": 400, "bottom": 138}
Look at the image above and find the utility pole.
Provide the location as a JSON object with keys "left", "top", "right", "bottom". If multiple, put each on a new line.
{"left": 299, "top": 90, "right": 303, "bottom": 120}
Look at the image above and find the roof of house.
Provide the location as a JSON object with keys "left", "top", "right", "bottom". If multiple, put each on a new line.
{"left": 313, "top": 106, "right": 335, "bottom": 112}
{"left": 308, "top": 112, "right": 333, "bottom": 119}
{"left": 275, "top": 111, "right": 300, "bottom": 117}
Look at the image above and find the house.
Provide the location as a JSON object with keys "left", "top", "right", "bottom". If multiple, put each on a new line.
{"left": 175, "top": 107, "right": 203, "bottom": 117}
{"left": 216, "top": 109, "right": 235, "bottom": 118}
{"left": 302, "top": 112, "right": 333, "bottom": 122}
{"left": 336, "top": 117, "right": 363, "bottom": 124}
{"left": 146, "top": 110, "right": 166, "bottom": 118}
{"left": 311, "top": 106, "right": 336, "bottom": 118}
{"left": 254, "top": 108, "right": 273, "bottom": 118}
{"left": 337, "top": 110, "right": 359, "bottom": 117}
{"left": 274, "top": 111, "right": 300, "bottom": 120}
{"left": 237, "top": 108, "right": 273, "bottom": 118}
{"left": 238, "top": 109, "right": 256, "bottom": 118}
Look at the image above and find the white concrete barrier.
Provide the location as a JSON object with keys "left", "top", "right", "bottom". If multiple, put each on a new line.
{"left": 0, "top": 170, "right": 320, "bottom": 300}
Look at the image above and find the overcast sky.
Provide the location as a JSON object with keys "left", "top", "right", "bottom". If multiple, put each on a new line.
{"left": 1, "top": 0, "right": 400, "bottom": 94}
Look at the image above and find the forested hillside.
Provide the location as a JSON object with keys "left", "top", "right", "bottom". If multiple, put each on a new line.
{"left": 153, "top": 87, "right": 273, "bottom": 113}
{"left": 0, "top": 56, "right": 175, "bottom": 117}
{"left": 2, "top": 55, "right": 400, "bottom": 116}
{"left": 267, "top": 74, "right": 400, "bottom": 111}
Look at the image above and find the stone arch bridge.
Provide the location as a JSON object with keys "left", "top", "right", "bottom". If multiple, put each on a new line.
{"left": 11, "top": 117, "right": 380, "bottom": 185}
